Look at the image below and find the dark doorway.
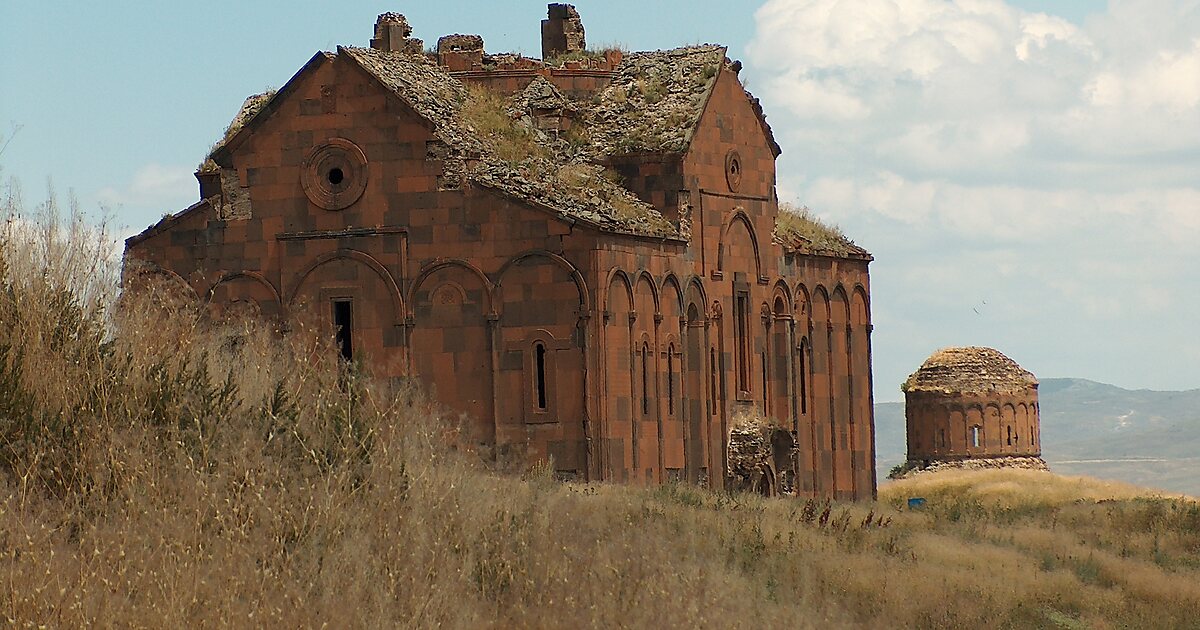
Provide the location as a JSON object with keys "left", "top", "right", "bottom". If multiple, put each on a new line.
{"left": 333, "top": 299, "right": 353, "bottom": 362}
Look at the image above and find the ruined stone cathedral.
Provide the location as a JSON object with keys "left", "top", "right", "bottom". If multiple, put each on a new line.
{"left": 124, "top": 5, "right": 877, "bottom": 499}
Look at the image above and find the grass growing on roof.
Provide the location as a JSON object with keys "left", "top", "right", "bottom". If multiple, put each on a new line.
{"left": 547, "top": 45, "right": 626, "bottom": 66}
{"left": 459, "top": 85, "right": 670, "bottom": 233}
{"left": 775, "top": 201, "right": 857, "bottom": 255}
{"left": 460, "top": 84, "right": 549, "bottom": 166}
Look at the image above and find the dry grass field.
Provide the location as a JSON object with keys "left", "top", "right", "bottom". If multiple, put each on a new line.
{"left": 2, "top": 186, "right": 1199, "bottom": 628}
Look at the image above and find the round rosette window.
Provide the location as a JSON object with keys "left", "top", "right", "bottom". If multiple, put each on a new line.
{"left": 725, "top": 150, "right": 742, "bottom": 193}
{"left": 301, "top": 138, "right": 368, "bottom": 210}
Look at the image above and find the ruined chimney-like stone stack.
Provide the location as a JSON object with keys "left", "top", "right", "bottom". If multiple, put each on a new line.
{"left": 541, "top": 4, "right": 585, "bottom": 60}
{"left": 437, "top": 34, "right": 485, "bottom": 71}
{"left": 370, "top": 13, "right": 424, "bottom": 55}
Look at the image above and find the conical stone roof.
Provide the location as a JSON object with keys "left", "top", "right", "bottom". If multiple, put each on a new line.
{"left": 903, "top": 346, "right": 1037, "bottom": 396}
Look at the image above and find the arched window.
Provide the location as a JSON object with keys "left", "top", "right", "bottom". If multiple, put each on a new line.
{"left": 798, "top": 338, "right": 808, "bottom": 415}
{"left": 735, "top": 291, "right": 750, "bottom": 393}
{"left": 332, "top": 299, "right": 353, "bottom": 362}
{"left": 641, "top": 341, "right": 651, "bottom": 416}
{"left": 709, "top": 348, "right": 718, "bottom": 416}
{"left": 667, "top": 343, "right": 676, "bottom": 416}
{"left": 534, "top": 342, "right": 548, "bottom": 410}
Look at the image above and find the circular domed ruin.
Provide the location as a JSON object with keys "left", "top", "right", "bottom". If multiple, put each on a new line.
{"left": 896, "top": 346, "right": 1046, "bottom": 475}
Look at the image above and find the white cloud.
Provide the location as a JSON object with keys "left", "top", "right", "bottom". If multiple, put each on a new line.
{"left": 750, "top": 0, "right": 1200, "bottom": 393}
{"left": 751, "top": 0, "right": 1200, "bottom": 169}
{"left": 97, "top": 163, "right": 195, "bottom": 210}
{"left": 800, "top": 172, "right": 1200, "bottom": 245}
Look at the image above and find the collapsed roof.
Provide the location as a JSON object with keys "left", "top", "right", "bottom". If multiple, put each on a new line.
{"left": 903, "top": 347, "right": 1039, "bottom": 396}
{"left": 345, "top": 45, "right": 689, "bottom": 237}
{"left": 193, "top": 11, "right": 858, "bottom": 251}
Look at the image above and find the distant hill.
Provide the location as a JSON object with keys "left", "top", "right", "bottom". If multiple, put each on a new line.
{"left": 875, "top": 378, "right": 1200, "bottom": 495}
{"left": 873, "top": 401, "right": 906, "bottom": 481}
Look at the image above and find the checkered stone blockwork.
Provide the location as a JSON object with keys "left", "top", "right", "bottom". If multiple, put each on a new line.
{"left": 124, "top": 7, "right": 877, "bottom": 499}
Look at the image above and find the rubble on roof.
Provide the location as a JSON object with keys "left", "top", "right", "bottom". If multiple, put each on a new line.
{"left": 343, "top": 45, "right": 675, "bottom": 238}
{"left": 510, "top": 76, "right": 573, "bottom": 117}
{"left": 903, "top": 347, "right": 1039, "bottom": 396}
{"left": 376, "top": 12, "right": 411, "bottom": 34}
{"left": 472, "top": 159, "right": 674, "bottom": 236}
{"left": 890, "top": 456, "right": 1049, "bottom": 479}
{"left": 341, "top": 46, "right": 479, "bottom": 153}
{"left": 194, "top": 37, "right": 826, "bottom": 247}
{"left": 202, "top": 90, "right": 278, "bottom": 168}
{"left": 773, "top": 203, "right": 868, "bottom": 258}
{"left": 542, "top": 2, "right": 586, "bottom": 59}
{"left": 584, "top": 45, "right": 725, "bottom": 156}
{"left": 371, "top": 12, "right": 424, "bottom": 55}
{"left": 438, "top": 34, "right": 483, "bottom": 52}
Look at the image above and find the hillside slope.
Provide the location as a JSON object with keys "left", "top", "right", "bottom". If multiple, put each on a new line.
{"left": 3, "top": 187, "right": 1198, "bottom": 627}
{"left": 875, "top": 378, "right": 1200, "bottom": 495}
{"left": 1039, "top": 378, "right": 1200, "bottom": 495}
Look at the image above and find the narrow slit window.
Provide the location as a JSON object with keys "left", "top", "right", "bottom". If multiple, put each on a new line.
{"left": 970, "top": 426, "right": 980, "bottom": 449}
{"left": 333, "top": 299, "right": 353, "bottom": 362}
{"left": 1006, "top": 425, "right": 1013, "bottom": 446}
{"left": 708, "top": 348, "right": 717, "bottom": 416}
{"left": 641, "top": 342, "right": 651, "bottom": 416}
{"left": 534, "top": 342, "right": 548, "bottom": 410}
{"left": 798, "top": 340, "right": 808, "bottom": 415}
{"left": 667, "top": 344, "right": 676, "bottom": 416}
{"left": 735, "top": 292, "right": 749, "bottom": 391}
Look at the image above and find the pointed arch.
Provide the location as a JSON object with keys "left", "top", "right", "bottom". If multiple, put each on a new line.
{"left": 793, "top": 282, "right": 811, "bottom": 324}
{"left": 409, "top": 258, "right": 494, "bottom": 447}
{"left": 206, "top": 270, "right": 282, "bottom": 306}
{"left": 495, "top": 249, "right": 590, "bottom": 316}
{"left": 633, "top": 270, "right": 661, "bottom": 315}
{"left": 683, "top": 276, "right": 707, "bottom": 323}
{"left": 288, "top": 248, "right": 404, "bottom": 318}
{"left": 124, "top": 259, "right": 200, "bottom": 304}
{"left": 409, "top": 258, "right": 495, "bottom": 318}
{"left": 603, "top": 268, "right": 635, "bottom": 316}
{"left": 716, "top": 209, "right": 764, "bottom": 281}
{"left": 659, "top": 274, "right": 685, "bottom": 322}
{"left": 205, "top": 270, "right": 283, "bottom": 320}
{"left": 810, "top": 285, "right": 831, "bottom": 322}
{"left": 603, "top": 267, "right": 636, "bottom": 482}
{"left": 681, "top": 275, "right": 708, "bottom": 484}
{"left": 851, "top": 284, "right": 870, "bottom": 326}
{"left": 771, "top": 280, "right": 791, "bottom": 319}
{"left": 830, "top": 284, "right": 851, "bottom": 325}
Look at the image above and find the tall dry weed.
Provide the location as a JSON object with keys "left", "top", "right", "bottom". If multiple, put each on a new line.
{"left": 1, "top": 181, "right": 1199, "bottom": 627}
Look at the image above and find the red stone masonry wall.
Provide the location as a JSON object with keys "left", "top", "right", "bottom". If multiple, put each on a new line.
{"left": 905, "top": 389, "right": 1042, "bottom": 461}
{"left": 126, "top": 48, "right": 876, "bottom": 499}
{"left": 579, "top": 66, "right": 875, "bottom": 498}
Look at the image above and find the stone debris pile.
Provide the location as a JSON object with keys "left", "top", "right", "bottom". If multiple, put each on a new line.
{"left": 202, "top": 13, "right": 773, "bottom": 241}
{"left": 892, "top": 456, "right": 1049, "bottom": 479}
{"left": 727, "top": 414, "right": 771, "bottom": 479}
{"left": 903, "top": 346, "right": 1038, "bottom": 396}
{"left": 585, "top": 46, "right": 726, "bottom": 156}
{"left": 343, "top": 44, "right": 677, "bottom": 237}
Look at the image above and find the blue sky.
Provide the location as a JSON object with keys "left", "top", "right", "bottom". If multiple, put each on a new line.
{"left": 2, "top": 1, "right": 1196, "bottom": 401}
